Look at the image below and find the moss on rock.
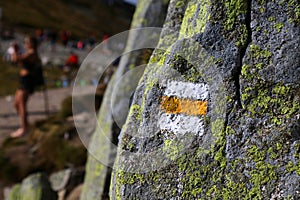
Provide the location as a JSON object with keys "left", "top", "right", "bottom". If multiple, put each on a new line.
{"left": 111, "top": 0, "right": 300, "bottom": 199}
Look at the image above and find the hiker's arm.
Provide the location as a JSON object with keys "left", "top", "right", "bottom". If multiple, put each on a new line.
{"left": 11, "top": 52, "right": 29, "bottom": 63}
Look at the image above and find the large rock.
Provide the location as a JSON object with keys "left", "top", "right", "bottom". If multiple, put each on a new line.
{"left": 49, "top": 168, "right": 84, "bottom": 199}
{"left": 80, "top": 0, "right": 170, "bottom": 199}
{"left": 111, "top": 0, "right": 300, "bottom": 199}
{"left": 6, "top": 173, "right": 57, "bottom": 200}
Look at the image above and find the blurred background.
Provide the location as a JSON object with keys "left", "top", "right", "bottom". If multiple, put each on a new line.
{"left": 0, "top": 0, "right": 136, "bottom": 199}
{"left": 0, "top": 0, "right": 136, "bottom": 94}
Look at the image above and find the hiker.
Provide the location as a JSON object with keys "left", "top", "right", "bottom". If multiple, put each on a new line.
{"left": 35, "top": 28, "right": 44, "bottom": 42}
{"left": 102, "top": 34, "right": 110, "bottom": 53}
{"left": 61, "top": 51, "right": 79, "bottom": 86}
{"left": 87, "top": 32, "right": 96, "bottom": 49}
{"left": 64, "top": 51, "right": 79, "bottom": 68}
{"left": 10, "top": 35, "right": 42, "bottom": 138}
{"left": 49, "top": 30, "right": 57, "bottom": 51}
{"left": 77, "top": 40, "right": 85, "bottom": 50}
{"left": 61, "top": 30, "right": 69, "bottom": 47}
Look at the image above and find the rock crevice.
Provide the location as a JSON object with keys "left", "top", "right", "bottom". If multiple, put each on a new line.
{"left": 235, "top": 0, "right": 252, "bottom": 110}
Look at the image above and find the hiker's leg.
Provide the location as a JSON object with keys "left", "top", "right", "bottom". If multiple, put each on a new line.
{"left": 11, "top": 89, "right": 29, "bottom": 137}
{"left": 14, "top": 90, "right": 21, "bottom": 114}
{"left": 19, "top": 89, "right": 29, "bottom": 132}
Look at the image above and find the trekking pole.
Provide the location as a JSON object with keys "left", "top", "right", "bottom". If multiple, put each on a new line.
{"left": 43, "top": 84, "right": 50, "bottom": 117}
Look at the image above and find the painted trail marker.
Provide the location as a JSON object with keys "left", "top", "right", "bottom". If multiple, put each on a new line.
{"left": 159, "top": 81, "right": 208, "bottom": 137}
{"left": 161, "top": 96, "right": 207, "bottom": 116}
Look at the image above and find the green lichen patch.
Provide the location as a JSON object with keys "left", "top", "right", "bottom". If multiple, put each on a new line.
{"left": 128, "top": 104, "right": 142, "bottom": 122}
{"left": 148, "top": 49, "right": 170, "bottom": 67}
{"left": 249, "top": 44, "right": 272, "bottom": 60}
{"left": 175, "top": 0, "right": 185, "bottom": 8}
{"left": 224, "top": 0, "right": 248, "bottom": 30}
{"left": 163, "top": 139, "right": 185, "bottom": 161}
{"left": 242, "top": 81, "right": 300, "bottom": 121}
{"left": 7, "top": 184, "right": 21, "bottom": 200}
{"left": 235, "top": 24, "right": 249, "bottom": 47}
{"left": 130, "top": 0, "right": 149, "bottom": 27}
{"left": 221, "top": 0, "right": 249, "bottom": 47}
{"left": 179, "top": 0, "right": 211, "bottom": 38}
{"left": 288, "top": 0, "right": 300, "bottom": 24}
{"left": 274, "top": 22, "right": 284, "bottom": 32}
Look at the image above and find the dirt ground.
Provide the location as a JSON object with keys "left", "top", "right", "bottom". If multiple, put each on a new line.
{"left": 0, "top": 87, "right": 73, "bottom": 146}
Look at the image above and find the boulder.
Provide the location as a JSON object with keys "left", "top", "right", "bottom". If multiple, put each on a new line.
{"left": 6, "top": 173, "right": 57, "bottom": 200}
{"left": 111, "top": 0, "right": 300, "bottom": 199}
{"left": 5, "top": 184, "right": 21, "bottom": 200}
{"left": 49, "top": 168, "right": 84, "bottom": 199}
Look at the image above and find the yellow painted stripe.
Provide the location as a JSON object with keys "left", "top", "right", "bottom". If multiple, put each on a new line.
{"left": 161, "top": 96, "right": 208, "bottom": 116}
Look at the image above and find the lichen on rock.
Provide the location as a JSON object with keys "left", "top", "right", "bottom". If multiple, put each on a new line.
{"left": 110, "top": 0, "right": 300, "bottom": 199}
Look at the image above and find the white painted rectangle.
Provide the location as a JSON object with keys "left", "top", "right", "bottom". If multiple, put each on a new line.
{"left": 164, "top": 81, "right": 208, "bottom": 100}
{"left": 158, "top": 113, "right": 204, "bottom": 137}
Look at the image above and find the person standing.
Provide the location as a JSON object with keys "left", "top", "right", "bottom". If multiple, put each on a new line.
{"left": 10, "top": 35, "right": 41, "bottom": 138}
{"left": 61, "top": 30, "right": 69, "bottom": 47}
{"left": 49, "top": 30, "right": 57, "bottom": 51}
{"left": 4, "top": 42, "right": 20, "bottom": 63}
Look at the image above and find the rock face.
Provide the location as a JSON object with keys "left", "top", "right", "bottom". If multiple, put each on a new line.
{"left": 79, "top": 0, "right": 170, "bottom": 200}
{"left": 110, "top": 0, "right": 300, "bottom": 199}
{"left": 7, "top": 173, "right": 57, "bottom": 200}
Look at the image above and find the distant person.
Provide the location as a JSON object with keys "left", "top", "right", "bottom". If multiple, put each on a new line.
{"left": 77, "top": 40, "right": 85, "bottom": 50}
{"left": 35, "top": 28, "right": 44, "bottom": 42}
{"left": 88, "top": 32, "right": 96, "bottom": 49}
{"left": 49, "top": 30, "right": 57, "bottom": 51}
{"left": 62, "top": 51, "right": 79, "bottom": 86}
{"left": 61, "top": 30, "right": 69, "bottom": 47}
{"left": 43, "top": 29, "right": 50, "bottom": 41}
{"left": 102, "top": 34, "right": 109, "bottom": 43}
{"left": 65, "top": 51, "right": 79, "bottom": 68}
{"left": 102, "top": 34, "right": 110, "bottom": 53}
{"left": 10, "top": 35, "right": 42, "bottom": 138}
{"left": 1, "top": 27, "right": 15, "bottom": 40}
{"left": 4, "top": 42, "right": 20, "bottom": 63}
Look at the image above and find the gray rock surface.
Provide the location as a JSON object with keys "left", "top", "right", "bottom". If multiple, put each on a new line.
{"left": 49, "top": 168, "right": 84, "bottom": 198}
{"left": 50, "top": 169, "right": 72, "bottom": 192}
{"left": 111, "top": 0, "right": 300, "bottom": 199}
